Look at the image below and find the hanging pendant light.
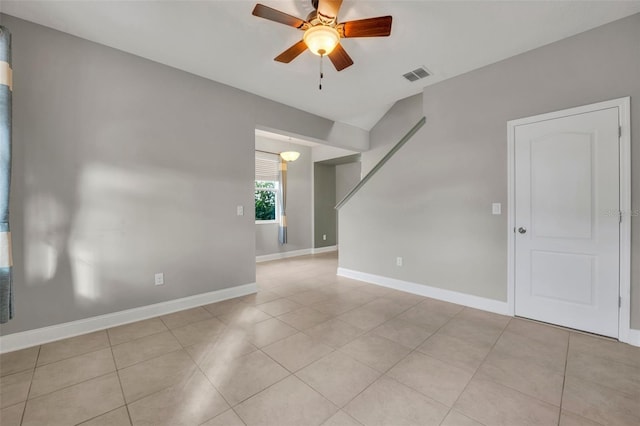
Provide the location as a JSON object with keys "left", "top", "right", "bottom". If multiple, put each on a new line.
{"left": 280, "top": 151, "right": 300, "bottom": 162}
{"left": 280, "top": 137, "right": 300, "bottom": 162}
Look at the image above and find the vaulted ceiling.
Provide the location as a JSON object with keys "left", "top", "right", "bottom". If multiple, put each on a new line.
{"left": 4, "top": 1, "right": 640, "bottom": 129}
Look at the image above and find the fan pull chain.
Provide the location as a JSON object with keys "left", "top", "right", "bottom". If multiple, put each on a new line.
{"left": 319, "top": 50, "right": 325, "bottom": 90}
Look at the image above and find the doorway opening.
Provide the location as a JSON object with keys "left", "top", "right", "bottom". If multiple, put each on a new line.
{"left": 254, "top": 129, "right": 359, "bottom": 263}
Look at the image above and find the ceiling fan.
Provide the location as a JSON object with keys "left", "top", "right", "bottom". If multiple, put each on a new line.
{"left": 252, "top": 0, "right": 392, "bottom": 72}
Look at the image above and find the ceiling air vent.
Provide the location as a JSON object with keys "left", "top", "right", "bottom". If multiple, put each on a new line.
{"left": 402, "top": 66, "right": 431, "bottom": 82}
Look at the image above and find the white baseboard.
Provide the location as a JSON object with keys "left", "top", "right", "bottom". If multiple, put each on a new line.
{"left": 256, "top": 246, "right": 337, "bottom": 263}
{"left": 0, "top": 283, "right": 257, "bottom": 354}
{"left": 337, "top": 268, "right": 510, "bottom": 316}
{"left": 337, "top": 268, "right": 640, "bottom": 347}
{"left": 623, "top": 328, "right": 640, "bottom": 347}
{"left": 256, "top": 249, "right": 313, "bottom": 263}
{"left": 312, "top": 245, "right": 338, "bottom": 254}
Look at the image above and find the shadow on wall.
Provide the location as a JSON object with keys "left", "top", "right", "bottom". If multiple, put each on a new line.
{"left": 22, "top": 162, "right": 235, "bottom": 310}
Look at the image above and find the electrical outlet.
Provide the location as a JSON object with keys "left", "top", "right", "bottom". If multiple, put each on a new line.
{"left": 322, "top": 234, "right": 327, "bottom": 241}
{"left": 396, "top": 257, "right": 403, "bottom": 267}
{"left": 237, "top": 205, "right": 244, "bottom": 216}
{"left": 492, "top": 203, "right": 501, "bottom": 215}
{"left": 154, "top": 273, "right": 164, "bottom": 286}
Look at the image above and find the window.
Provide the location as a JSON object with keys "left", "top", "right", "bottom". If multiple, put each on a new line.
{"left": 255, "top": 152, "right": 279, "bottom": 223}
{"left": 255, "top": 180, "right": 278, "bottom": 222}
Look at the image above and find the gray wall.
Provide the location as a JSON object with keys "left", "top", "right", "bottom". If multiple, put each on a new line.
{"left": 313, "top": 158, "right": 360, "bottom": 249}
{"left": 335, "top": 161, "right": 361, "bottom": 246}
{"left": 336, "top": 162, "right": 361, "bottom": 203}
{"left": 340, "top": 13, "right": 640, "bottom": 329}
{"left": 314, "top": 164, "right": 336, "bottom": 248}
{"left": 255, "top": 137, "right": 312, "bottom": 257}
{"left": 0, "top": 14, "right": 367, "bottom": 335}
{"left": 361, "top": 94, "right": 423, "bottom": 177}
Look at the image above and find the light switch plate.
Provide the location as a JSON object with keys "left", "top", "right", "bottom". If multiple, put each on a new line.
{"left": 237, "top": 205, "right": 244, "bottom": 216}
{"left": 492, "top": 203, "right": 501, "bottom": 215}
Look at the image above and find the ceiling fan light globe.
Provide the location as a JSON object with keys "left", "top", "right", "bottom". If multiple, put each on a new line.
{"left": 303, "top": 25, "right": 340, "bottom": 56}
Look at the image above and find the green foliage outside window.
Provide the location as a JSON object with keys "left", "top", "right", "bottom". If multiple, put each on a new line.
{"left": 255, "top": 181, "right": 277, "bottom": 221}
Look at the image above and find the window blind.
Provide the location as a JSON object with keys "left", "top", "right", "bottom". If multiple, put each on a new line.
{"left": 255, "top": 151, "right": 279, "bottom": 181}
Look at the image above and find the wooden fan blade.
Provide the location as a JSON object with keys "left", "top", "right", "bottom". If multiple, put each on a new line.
{"left": 317, "top": 0, "right": 343, "bottom": 20}
{"left": 342, "top": 16, "right": 392, "bottom": 38}
{"left": 252, "top": 4, "right": 307, "bottom": 29}
{"left": 328, "top": 43, "right": 353, "bottom": 71}
{"left": 274, "top": 40, "right": 308, "bottom": 63}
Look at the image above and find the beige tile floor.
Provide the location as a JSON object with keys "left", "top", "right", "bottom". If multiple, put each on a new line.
{"left": 1, "top": 252, "right": 639, "bottom": 425}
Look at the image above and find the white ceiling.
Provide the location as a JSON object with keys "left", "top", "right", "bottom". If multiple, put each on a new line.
{"left": 4, "top": 1, "right": 640, "bottom": 130}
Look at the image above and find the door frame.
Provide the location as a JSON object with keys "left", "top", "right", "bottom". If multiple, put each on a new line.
{"left": 506, "top": 97, "right": 632, "bottom": 343}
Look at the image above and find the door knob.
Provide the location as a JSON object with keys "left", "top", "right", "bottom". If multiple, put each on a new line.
{"left": 518, "top": 227, "right": 527, "bottom": 234}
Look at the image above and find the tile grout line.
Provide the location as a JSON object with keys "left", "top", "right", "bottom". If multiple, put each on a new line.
{"left": 109, "top": 327, "right": 171, "bottom": 348}
{"left": 275, "top": 311, "right": 330, "bottom": 333}
{"left": 227, "top": 407, "right": 249, "bottom": 426}
{"left": 157, "top": 306, "right": 213, "bottom": 330}
{"left": 21, "top": 371, "right": 117, "bottom": 404}
{"left": 458, "top": 329, "right": 574, "bottom": 415}
{"left": 108, "top": 336, "right": 134, "bottom": 426}
{"left": 298, "top": 293, "right": 422, "bottom": 350}
{"left": 19, "top": 347, "right": 130, "bottom": 423}
{"left": 285, "top": 370, "right": 343, "bottom": 423}
{"left": 253, "top": 261, "right": 394, "bottom": 412}
{"left": 105, "top": 327, "right": 114, "bottom": 347}
{"left": 17, "top": 326, "right": 183, "bottom": 416}
{"left": 115, "top": 345, "right": 184, "bottom": 371}
{"left": 559, "top": 334, "right": 632, "bottom": 425}
{"left": 261, "top": 335, "right": 338, "bottom": 375}
{"left": 332, "top": 304, "right": 458, "bottom": 418}
{"left": 19, "top": 345, "right": 41, "bottom": 426}
{"left": 30, "top": 335, "right": 112, "bottom": 368}
{"left": 75, "top": 405, "right": 128, "bottom": 426}
{"left": 219, "top": 284, "right": 419, "bottom": 420}
{"left": 122, "top": 366, "right": 203, "bottom": 408}
{"left": 444, "top": 316, "right": 579, "bottom": 423}
{"left": 556, "top": 332, "right": 571, "bottom": 426}
{"left": 417, "top": 305, "right": 473, "bottom": 424}
{"left": 193, "top": 345, "right": 316, "bottom": 425}
{"left": 438, "top": 313, "right": 512, "bottom": 426}
{"left": 563, "top": 366, "right": 640, "bottom": 400}
{"left": 178, "top": 323, "right": 269, "bottom": 424}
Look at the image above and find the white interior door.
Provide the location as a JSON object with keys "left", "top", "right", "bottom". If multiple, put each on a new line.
{"left": 514, "top": 107, "right": 620, "bottom": 337}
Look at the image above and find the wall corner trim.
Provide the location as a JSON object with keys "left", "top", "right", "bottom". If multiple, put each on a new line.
{"left": 337, "top": 268, "right": 510, "bottom": 316}
{"left": 0, "top": 283, "right": 257, "bottom": 354}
